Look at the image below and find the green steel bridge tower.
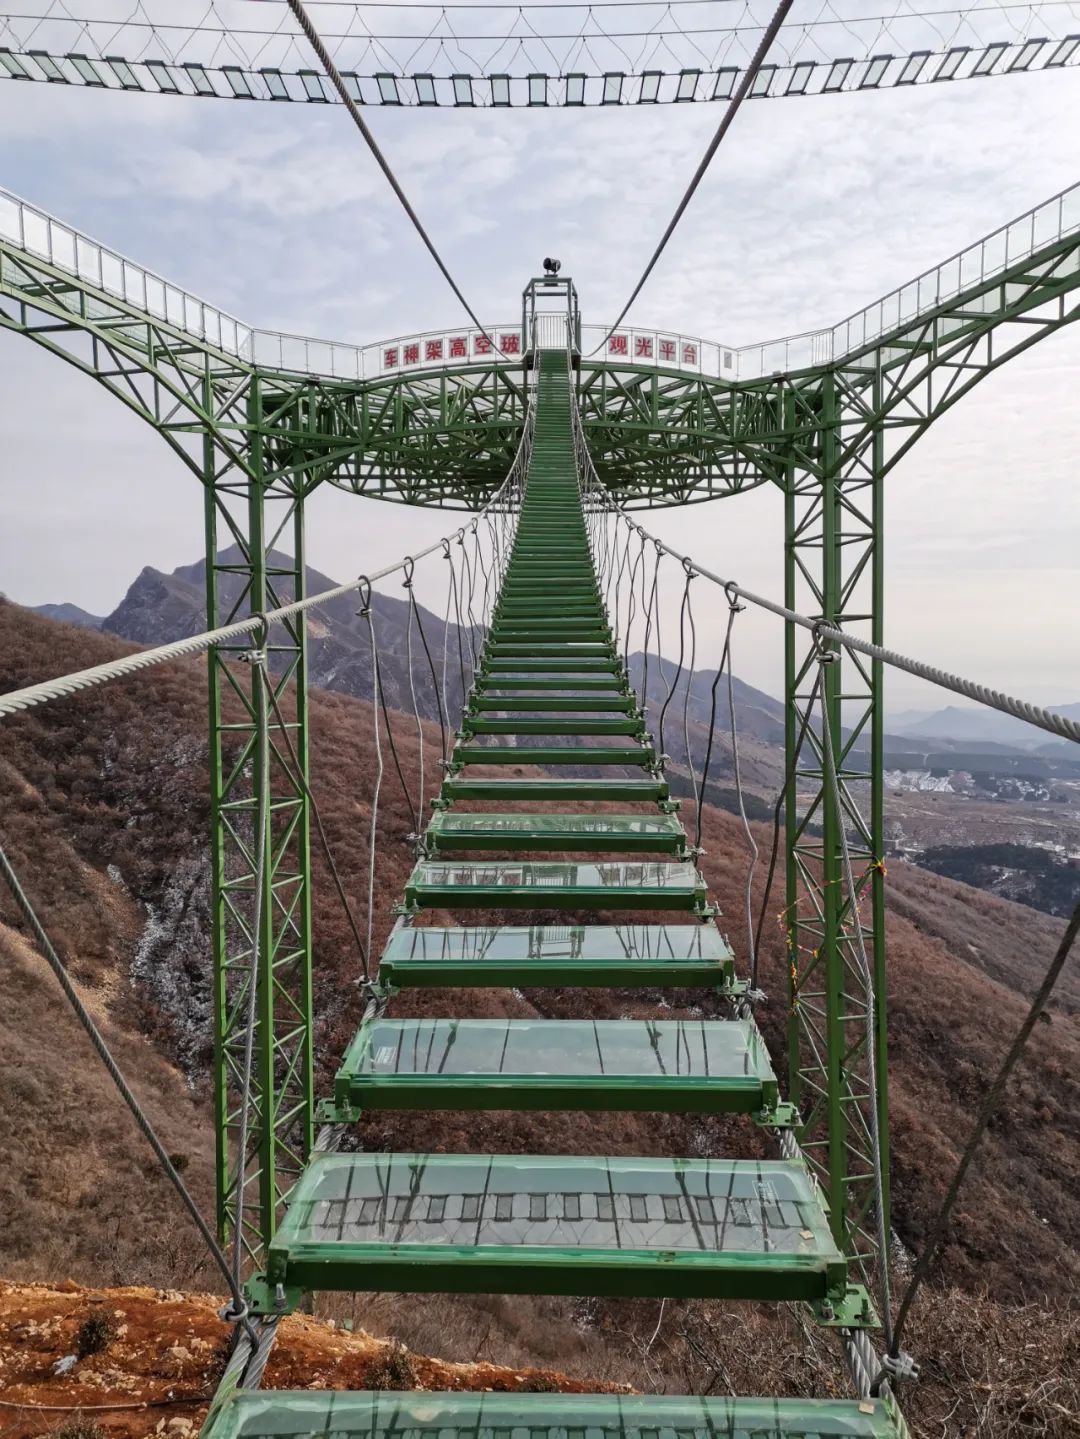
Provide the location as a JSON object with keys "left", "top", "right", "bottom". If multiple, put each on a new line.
{"left": 3, "top": 172, "right": 1080, "bottom": 1439}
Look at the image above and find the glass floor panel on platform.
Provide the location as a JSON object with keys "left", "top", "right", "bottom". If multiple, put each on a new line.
{"left": 334, "top": 1017, "right": 776, "bottom": 1113}
{"left": 376, "top": 922, "right": 736, "bottom": 987}
{"left": 266, "top": 1153, "right": 845, "bottom": 1301}
{"left": 206, "top": 1389, "right": 899, "bottom": 1439}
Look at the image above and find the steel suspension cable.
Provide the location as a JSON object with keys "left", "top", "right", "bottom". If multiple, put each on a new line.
{"left": 0, "top": 841, "right": 258, "bottom": 1341}
{"left": 680, "top": 565, "right": 701, "bottom": 826}
{"left": 751, "top": 667, "right": 824, "bottom": 977}
{"left": 591, "top": 0, "right": 796, "bottom": 347}
{"left": 724, "top": 594, "right": 761, "bottom": 985}
{"left": 581, "top": 493, "right": 1080, "bottom": 747}
{"left": 283, "top": 0, "right": 509, "bottom": 354}
{"left": 359, "top": 585, "right": 385, "bottom": 965}
{"left": 264, "top": 681, "right": 370, "bottom": 981}
{"left": 408, "top": 568, "right": 448, "bottom": 770}
{"left": 657, "top": 564, "right": 692, "bottom": 769}
{"left": 402, "top": 561, "right": 427, "bottom": 836}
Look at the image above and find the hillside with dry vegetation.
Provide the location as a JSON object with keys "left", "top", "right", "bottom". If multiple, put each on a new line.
{"left": 1, "top": 599, "right": 1078, "bottom": 1436}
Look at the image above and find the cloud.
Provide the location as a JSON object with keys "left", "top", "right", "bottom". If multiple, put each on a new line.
{"left": 1, "top": 64, "right": 1079, "bottom": 706}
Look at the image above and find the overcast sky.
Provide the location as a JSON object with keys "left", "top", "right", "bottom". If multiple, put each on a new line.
{"left": 1, "top": 58, "right": 1079, "bottom": 711}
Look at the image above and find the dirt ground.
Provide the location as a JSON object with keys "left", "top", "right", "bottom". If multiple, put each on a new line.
{"left": 0, "top": 1280, "right": 622, "bottom": 1439}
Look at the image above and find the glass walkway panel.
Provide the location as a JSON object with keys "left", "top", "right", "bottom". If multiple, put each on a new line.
{"left": 332, "top": 1017, "right": 777, "bottom": 1113}
{"left": 206, "top": 1389, "right": 900, "bottom": 1439}
{"left": 376, "top": 922, "right": 736, "bottom": 987}
{"left": 424, "top": 812, "right": 688, "bottom": 856}
{"left": 266, "top": 1153, "right": 846, "bottom": 1302}
{"left": 403, "top": 861, "right": 711, "bottom": 912}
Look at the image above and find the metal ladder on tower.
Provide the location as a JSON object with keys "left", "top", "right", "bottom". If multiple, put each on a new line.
{"left": 209, "top": 350, "right": 901, "bottom": 1439}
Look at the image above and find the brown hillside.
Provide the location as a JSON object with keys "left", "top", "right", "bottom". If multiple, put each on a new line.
{"left": 0, "top": 599, "right": 1077, "bottom": 1414}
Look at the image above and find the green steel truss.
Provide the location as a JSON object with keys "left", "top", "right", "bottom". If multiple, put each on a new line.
{"left": 3, "top": 189, "right": 1080, "bottom": 1292}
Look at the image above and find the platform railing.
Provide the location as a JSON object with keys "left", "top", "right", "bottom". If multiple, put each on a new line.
{"left": 4, "top": 174, "right": 1079, "bottom": 385}
{"left": 0, "top": 186, "right": 253, "bottom": 360}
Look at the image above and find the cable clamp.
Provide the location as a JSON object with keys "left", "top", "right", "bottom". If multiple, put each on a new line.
{"left": 877, "top": 1351, "right": 920, "bottom": 1387}
{"left": 356, "top": 576, "right": 372, "bottom": 617}
{"left": 240, "top": 613, "right": 270, "bottom": 666}
{"left": 402, "top": 556, "right": 415, "bottom": 590}
{"left": 723, "top": 581, "right": 745, "bottom": 614}
{"left": 681, "top": 556, "right": 697, "bottom": 578}
{"left": 219, "top": 1297, "right": 250, "bottom": 1324}
{"left": 441, "top": 538, "right": 452, "bottom": 560}
{"left": 745, "top": 987, "right": 768, "bottom": 1006}
{"left": 811, "top": 619, "right": 838, "bottom": 662}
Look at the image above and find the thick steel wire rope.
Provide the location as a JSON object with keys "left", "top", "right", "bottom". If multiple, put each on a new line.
{"left": 283, "top": 0, "right": 513, "bottom": 356}
{"left": 265, "top": 676, "right": 371, "bottom": 982}
{"left": 879, "top": 894, "right": 1080, "bottom": 1388}
{"left": 583, "top": 497, "right": 1080, "bottom": 746}
{"left": 0, "top": 473, "right": 525, "bottom": 723}
{"left": 0, "top": 841, "right": 258, "bottom": 1342}
{"left": 589, "top": 0, "right": 796, "bottom": 348}
{"left": 816, "top": 652, "right": 893, "bottom": 1347}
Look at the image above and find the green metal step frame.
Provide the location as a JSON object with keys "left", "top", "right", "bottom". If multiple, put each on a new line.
{"left": 258, "top": 1152, "right": 847, "bottom": 1306}
{"left": 329, "top": 1016, "right": 778, "bottom": 1116}
{"left": 203, "top": 1389, "right": 901, "bottom": 1439}
{"left": 425, "top": 811, "right": 687, "bottom": 856}
{"left": 375, "top": 922, "right": 736, "bottom": 988}
{"left": 402, "top": 860, "right": 711, "bottom": 913}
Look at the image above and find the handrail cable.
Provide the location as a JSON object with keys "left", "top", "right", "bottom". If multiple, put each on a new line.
{"left": 576, "top": 479, "right": 1080, "bottom": 746}
{"left": 284, "top": 0, "right": 512, "bottom": 358}
{"left": 264, "top": 681, "right": 371, "bottom": 981}
{"left": 0, "top": 443, "right": 529, "bottom": 722}
{"left": 590, "top": 0, "right": 796, "bottom": 350}
{"left": 0, "top": 840, "right": 258, "bottom": 1343}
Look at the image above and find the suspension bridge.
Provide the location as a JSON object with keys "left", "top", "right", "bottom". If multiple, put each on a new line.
{"left": 2, "top": 2, "right": 1080, "bottom": 1435}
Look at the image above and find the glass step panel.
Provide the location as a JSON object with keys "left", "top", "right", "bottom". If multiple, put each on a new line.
{"left": 335, "top": 1017, "right": 776, "bottom": 1113}
{"left": 440, "top": 778, "right": 669, "bottom": 801}
{"left": 207, "top": 1388, "right": 899, "bottom": 1439}
{"left": 452, "top": 745, "right": 654, "bottom": 765}
{"left": 426, "top": 812, "right": 686, "bottom": 854}
{"left": 378, "top": 922, "right": 735, "bottom": 986}
{"left": 267, "top": 1153, "right": 846, "bottom": 1302}
{"left": 404, "top": 861, "right": 709, "bottom": 911}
